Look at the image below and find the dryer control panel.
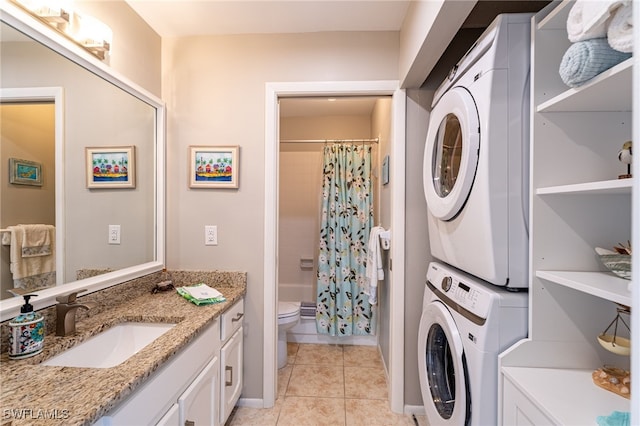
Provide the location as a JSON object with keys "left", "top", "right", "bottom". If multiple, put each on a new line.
{"left": 427, "top": 263, "right": 492, "bottom": 320}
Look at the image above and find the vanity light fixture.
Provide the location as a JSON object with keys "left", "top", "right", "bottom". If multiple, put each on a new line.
{"left": 10, "top": 0, "right": 112, "bottom": 60}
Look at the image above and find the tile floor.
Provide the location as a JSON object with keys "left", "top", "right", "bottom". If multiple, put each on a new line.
{"left": 226, "top": 342, "right": 422, "bottom": 426}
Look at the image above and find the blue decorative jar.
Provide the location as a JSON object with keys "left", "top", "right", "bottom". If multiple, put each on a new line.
{"left": 8, "top": 294, "right": 45, "bottom": 359}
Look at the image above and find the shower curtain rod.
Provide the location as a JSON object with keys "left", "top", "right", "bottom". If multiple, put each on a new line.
{"left": 280, "top": 138, "right": 379, "bottom": 144}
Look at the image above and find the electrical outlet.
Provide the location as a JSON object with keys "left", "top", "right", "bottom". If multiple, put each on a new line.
{"left": 205, "top": 225, "right": 217, "bottom": 246}
{"left": 109, "top": 225, "right": 121, "bottom": 245}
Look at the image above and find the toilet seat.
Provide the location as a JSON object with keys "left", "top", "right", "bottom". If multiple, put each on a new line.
{"left": 278, "top": 301, "right": 300, "bottom": 320}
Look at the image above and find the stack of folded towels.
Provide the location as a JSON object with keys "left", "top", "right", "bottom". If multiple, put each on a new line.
{"left": 560, "top": 0, "right": 632, "bottom": 88}
{"left": 177, "top": 283, "right": 226, "bottom": 305}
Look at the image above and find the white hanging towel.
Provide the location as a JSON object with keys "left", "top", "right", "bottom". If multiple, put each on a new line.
{"left": 365, "top": 226, "right": 385, "bottom": 305}
{"left": 566, "top": 0, "right": 628, "bottom": 42}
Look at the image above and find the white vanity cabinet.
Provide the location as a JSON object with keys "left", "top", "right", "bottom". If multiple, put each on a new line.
{"left": 220, "top": 299, "right": 244, "bottom": 425}
{"left": 96, "top": 317, "right": 222, "bottom": 425}
{"left": 499, "top": 1, "right": 634, "bottom": 424}
{"left": 94, "top": 297, "right": 245, "bottom": 426}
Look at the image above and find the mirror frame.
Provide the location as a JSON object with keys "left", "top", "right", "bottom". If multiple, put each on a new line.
{"left": 0, "top": 1, "right": 165, "bottom": 321}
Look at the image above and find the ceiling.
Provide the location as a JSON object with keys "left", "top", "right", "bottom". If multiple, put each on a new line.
{"left": 123, "top": 0, "right": 550, "bottom": 116}
{"left": 125, "top": 0, "right": 411, "bottom": 38}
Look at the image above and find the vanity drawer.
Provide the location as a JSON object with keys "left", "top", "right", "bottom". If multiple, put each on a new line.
{"left": 221, "top": 298, "right": 244, "bottom": 341}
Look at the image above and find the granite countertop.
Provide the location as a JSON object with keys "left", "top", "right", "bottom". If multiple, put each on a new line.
{"left": 0, "top": 284, "right": 246, "bottom": 425}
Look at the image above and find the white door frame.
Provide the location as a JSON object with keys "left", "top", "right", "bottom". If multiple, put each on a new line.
{"left": 264, "top": 80, "right": 406, "bottom": 412}
{"left": 1, "top": 87, "right": 65, "bottom": 286}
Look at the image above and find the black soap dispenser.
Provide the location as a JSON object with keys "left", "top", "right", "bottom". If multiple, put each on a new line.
{"left": 8, "top": 294, "right": 45, "bottom": 359}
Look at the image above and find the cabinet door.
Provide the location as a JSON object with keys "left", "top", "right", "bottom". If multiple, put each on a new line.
{"left": 220, "top": 327, "right": 243, "bottom": 425}
{"left": 502, "top": 378, "right": 553, "bottom": 426}
{"left": 156, "top": 403, "right": 179, "bottom": 426}
{"left": 179, "top": 355, "right": 220, "bottom": 426}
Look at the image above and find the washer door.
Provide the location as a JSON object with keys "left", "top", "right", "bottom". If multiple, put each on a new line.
{"left": 423, "top": 86, "right": 480, "bottom": 221}
{"left": 418, "top": 300, "right": 471, "bottom": 425}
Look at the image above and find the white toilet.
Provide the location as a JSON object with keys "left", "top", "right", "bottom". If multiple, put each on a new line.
{"left": 277, "top": 301, "right": 301, "bottom": 369}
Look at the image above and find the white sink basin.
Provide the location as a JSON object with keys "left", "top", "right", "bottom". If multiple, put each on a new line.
{"left": 43, "top": 322, "right": 175, "bottom": 368}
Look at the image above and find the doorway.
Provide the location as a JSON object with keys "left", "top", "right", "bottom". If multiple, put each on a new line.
{"left": 0, "top": 87, "right": 64, "bottom": 297}
{"left": 264, "top": 81, "right": 406, "bottom": 412}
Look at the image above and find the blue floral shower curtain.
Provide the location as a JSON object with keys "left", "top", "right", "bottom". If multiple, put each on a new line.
{"left": 316, "top": 144, "right": 375, "bottom": 336}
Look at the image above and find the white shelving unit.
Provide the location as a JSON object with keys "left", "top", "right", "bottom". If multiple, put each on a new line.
{"left": 499, "top": 1, "right": 635, "bottom": 424}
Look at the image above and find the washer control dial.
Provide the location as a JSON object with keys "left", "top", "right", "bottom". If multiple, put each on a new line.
{"left": 441, "top": 276, "right": 452, "bottom": 292}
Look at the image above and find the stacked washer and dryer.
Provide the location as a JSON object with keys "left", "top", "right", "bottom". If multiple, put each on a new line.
{"left": 418, "top": 14, "right": 532, "bottom": 426}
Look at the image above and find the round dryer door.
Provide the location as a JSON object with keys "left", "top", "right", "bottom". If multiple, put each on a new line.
{"left": 423, "top": 87, "right": 480, "bottom": 221}
{"left": 418, "top": 300, "right": 470, "bottom": 425}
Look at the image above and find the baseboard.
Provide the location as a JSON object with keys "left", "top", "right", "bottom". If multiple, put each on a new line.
{"left": 235, "top": 397, "right": 265, "bottom": 409}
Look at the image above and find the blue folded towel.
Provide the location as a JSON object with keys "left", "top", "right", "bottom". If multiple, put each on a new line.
{"left": 559, "top": 38, "right": 631, "bottom": 87}
{"left": 597, "top": 411, "right": 630, "bottom": 426}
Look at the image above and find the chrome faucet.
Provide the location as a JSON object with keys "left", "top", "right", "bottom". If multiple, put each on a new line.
{"left": 55, "top": 290, "right": 97, "bottom": 336}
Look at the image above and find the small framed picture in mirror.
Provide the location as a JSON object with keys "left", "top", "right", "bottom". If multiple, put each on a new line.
{"left": 9, "top": 158, "right": 42, "bottom": 186}
{"left": 86, "top": 146, "right": 136, "bottom": 189}
{"left": 189, "top": 145, "right": 239, "bottom": 189}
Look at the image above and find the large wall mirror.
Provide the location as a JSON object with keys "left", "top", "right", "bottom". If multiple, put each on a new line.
{"left": 0, "top": 4, "right": 165, "bottom": 319}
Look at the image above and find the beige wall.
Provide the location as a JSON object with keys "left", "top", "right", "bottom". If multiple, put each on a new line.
{"left": 162, "top": 31, "right": 399, "bottom": 399}
{"left": 74, "top": 0, "right": 162, "bottom": 96}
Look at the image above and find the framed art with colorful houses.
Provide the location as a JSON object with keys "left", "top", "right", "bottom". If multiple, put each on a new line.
{"left": 86, "top": 146, "right": 136, "bottom": 188}
{"left": 189, "top": 145, "right": 239, "bottom": 189}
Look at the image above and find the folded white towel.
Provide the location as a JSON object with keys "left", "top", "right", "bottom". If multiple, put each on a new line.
{"left": 365, "top": 226, "right": 385, "bottom": 305}
{"left": 607, "top": 3, "right": 633, "bottom": 52}
{"left": 181, "top": 283, "right": 223, "bottom": 300}
{"left": 567, "top": 0, "right": 628, "bottom": 42}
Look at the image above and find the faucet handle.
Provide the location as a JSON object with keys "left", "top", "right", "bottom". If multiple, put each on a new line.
{"left": 56, "top": 289, "right": 87, "bottom": 304}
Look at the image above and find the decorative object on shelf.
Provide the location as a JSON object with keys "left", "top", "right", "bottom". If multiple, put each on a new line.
{"left": 85, "top": 146, "right": 136, "bottom": 189}
{"left": 592, "top": 366, "right": 631, "bottom": 399}
{"left": 598, "top": 305, "right": 631, "bottom": 356}
{"left": 188, "top": 145, "right": 240, "bottom": 189}
{"left": 596, "top": 246, "right": 631, "bottom": 280}
{"left": 9, "top": 158, "right": 43, "bottom": 186}
{"left": 617, "top": 140, "right": 632, "bottom": 179}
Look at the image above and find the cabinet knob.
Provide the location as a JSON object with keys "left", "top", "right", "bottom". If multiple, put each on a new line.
{"left": 225, "top": 365, "right": 233, "bottom": 386}
{"left": 231, "top": 313, "right": 244, "bottom": 322}
{"left": 185, "top": 421, "right": 195, "bottom": 426}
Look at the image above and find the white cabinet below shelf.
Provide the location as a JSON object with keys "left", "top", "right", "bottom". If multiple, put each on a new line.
{"left": 502, "top": 367, "right": 630, "bottom": 425}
